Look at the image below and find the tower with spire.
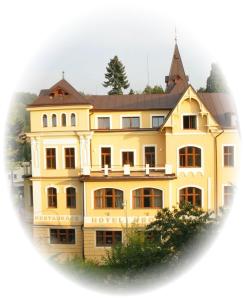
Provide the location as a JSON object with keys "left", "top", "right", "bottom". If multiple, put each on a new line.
{"left": 165, "top": 41, "right": 189, "bottom": 94}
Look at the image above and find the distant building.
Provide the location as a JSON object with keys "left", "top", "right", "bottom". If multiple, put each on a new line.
{"left": 24, "top": 41, "right": 239, "bottom": 261}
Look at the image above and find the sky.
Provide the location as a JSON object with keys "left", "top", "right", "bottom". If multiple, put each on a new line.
{"left": 17, "top": 10, "right": 214, "bottom": 95}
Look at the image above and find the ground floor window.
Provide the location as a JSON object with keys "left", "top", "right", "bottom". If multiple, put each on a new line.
{"left": 133, "top": 188, "right": 162, "bottom": 208}
{"left": 224, "top": 185, "right": 234, "bottom": 207}
{"left": 50, "top": 229, "right": 75, "bottom": 244}
{"left": 179, "top": 187, "right": 202, "bottom": 207}
{"left": 96, "top": 231, "right": 122, "bottom": 247}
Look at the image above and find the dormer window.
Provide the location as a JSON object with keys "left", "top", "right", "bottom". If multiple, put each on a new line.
{"left": 52, "top": 114, "right": 57, "bottom": 127}
{"left": 71, "top": 113, "right": 76, "bottom": 126}
{"left": 183, "top": 115, "right": 197, "bottom": 129}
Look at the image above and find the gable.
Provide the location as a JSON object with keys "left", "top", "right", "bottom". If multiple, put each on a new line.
{"left": 162, "top": 86, "right": 220, "bottom": 132}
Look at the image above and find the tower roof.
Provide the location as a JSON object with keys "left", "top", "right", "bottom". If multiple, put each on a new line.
{"left": 165, "top": 42, "right": 189, "bottom": 94}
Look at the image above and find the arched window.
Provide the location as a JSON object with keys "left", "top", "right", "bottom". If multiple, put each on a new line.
{"left": 132, "top": 188, "right": 162, "bottom": 208}
{"left": 42, "top": 114, "right": 48, "bottom": 127}
{"left": 179, "top": 187, "right": 202, "bottom": 207}
{"left": 61, "top": 113, "right": 67, "bottom": 127}
{"left": 66, "top": 187, "right": 76, "bottom": 208}
{"left": 48, "top": 187, "right": 57, "bottom": 208}
{"left": 94, "top": 188, "right": 123, "bottom": 209}
{"left": 52, "top": 114, "right": 57, "bottom": 127}
{"left": 71, "top": 113, "right": 76, "bottom": 126}
{"left": 179, "top": 146, "right": 201, "bottom": 167}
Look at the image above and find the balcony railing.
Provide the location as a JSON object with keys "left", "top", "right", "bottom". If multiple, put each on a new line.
{"left": 86, "top": 164, "right": 173, "bottom": 177}
{"left": 22, "top": 162, "right": 32, "bottom": 177}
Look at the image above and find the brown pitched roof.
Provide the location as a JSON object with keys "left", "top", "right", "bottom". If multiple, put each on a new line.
{"left": 198, "top": 92, "right": 237, "bottom": 127}
{"left": 165, "top": 43, "right": 189, "bottom": 94}
{"left": 28, "top": 79, "right": 237, "bottom": 128}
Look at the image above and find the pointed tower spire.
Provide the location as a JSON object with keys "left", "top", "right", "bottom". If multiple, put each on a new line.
{"left": 165, "top": 40, "right": 189, "bottom": 94}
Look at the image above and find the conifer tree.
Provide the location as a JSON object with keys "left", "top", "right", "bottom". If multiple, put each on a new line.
{"left": 206, "top": 63, "right": 228, "bottom": 92}
{"left": 103, "top": 56, "right": 130, "bottom": 95}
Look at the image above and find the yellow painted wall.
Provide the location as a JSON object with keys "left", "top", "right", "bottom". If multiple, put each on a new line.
{"left": 91, "top": 131, "right": 166, "bottom": 169}
{"left": 28, "top": 105, "right": 91, "bottom": 132}
{"left": 90, "top": 110, "right": 169, "bottom": 129}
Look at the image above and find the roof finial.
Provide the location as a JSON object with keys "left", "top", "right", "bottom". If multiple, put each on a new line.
{"left": 174, "top": 27, "right": 177, "bottom": 44}
{"left": 62, "top": 71, "right": 65, "bottom": 80}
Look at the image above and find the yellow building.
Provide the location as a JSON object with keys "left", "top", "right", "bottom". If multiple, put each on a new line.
{"left": 24, "top": 42, "right": 239, "bottom": 261}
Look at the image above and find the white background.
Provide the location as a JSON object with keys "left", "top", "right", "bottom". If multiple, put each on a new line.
{"left": 0, "top": 0, "right": 245, "bottom": 299}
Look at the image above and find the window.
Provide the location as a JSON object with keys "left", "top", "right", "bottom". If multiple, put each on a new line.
{"left": 48, "top": 187, "right": 57, "bottom": 208}
{"left": 152, "top": 116, "right": 165, "bottom": 128}
{"left": 71, "top": 113, "right": 76, "bottom": 126}
{"left": 122, "top": 151, "right": 134, "bottom": 166}
{"left": 179, "top": 147, "right": 201, "bottom": 167}
{"left": 98, "top": 117, "right": 110, "bottom": 129}
{"left": 52, "top": 114, "right": 57, "bottom": 127}
{"left": 96, "top": 231, "right": 122, "bottom": 247}
{"left": 65, "top": 148, "right": 75, "bottom": 169}
{"left": 30, "top": 185, "right": 33, "bottom": 207}
{"left": 101, "top": 147, "right": 111, "bottom": 168}
{"left": 122, "top": 117, "right": 140, "bottom": 129}
{"left": 183, "top": 115, "right": 197, "bottom": 129}
{"left": 61, "top": 113, "right": 67, "bottom": 126}
{"left": 144, "top": 146, "right": 155, "bottom": 167}
{"left": 42, "top": 114, "right": 48, "bottom": 127}
{"left": 66, "top": 187, "right": 76, "bottom": 208}
{"left": 224, "top": 186, "right": 234, "bottom": 207}
{"left": 50, "top": 229, "right": 75, "bottom": 244}
{"left": 133, "top": 188, "right": 162, "bottom": 208}
{"left": 46, "top": 148, "right": 56, "bottom": 169}
{"left": 224, "top": 146, "right": 234, "bottom": 167}
{"left": 94, "top": 188, "right": 123, "bottom": 209}
{"left": 179, "top": 187, "right": 202, "bottom": 207}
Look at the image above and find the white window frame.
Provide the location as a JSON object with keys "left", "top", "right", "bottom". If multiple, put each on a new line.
{"left": 44, "top": 146, "right": 58, "bottom": 170}
{"left": 91, "top": 187, "right": 124, "bottom": 210}
{"left": 176, "top": 144, "right": 204, "bottom": 175}
{"left": 99, "top": 145, "right": 113, "bottom": 169}
{"left": 96, "top": 115, "right": 112, "bottom": 129}
{"left": 49, "top": 227, "right": 76, "bottom": 245}
{"left": 120, "top": 114, "right": 141, "bottom": 129}
{"left": 62, "top": 145, "right": 78, "bottom": 169}
{"left": 41, "top": 113, "right": 48, "bottom": 128}
{"left": 94, "top": 229, "right": 123, "bottom": 249}
{"left": 51, "top": 113, "right": 58, "bottom": 127}
{"left": 150, "top": 114, "right": 166, "bottom": 128}
{"left": 130, "top": 187, "right": 164, "bottom": 209}
{"left": 70, "top": 112, "right": 77, "bottom": 127}
{"left": 45, "top": 185, "right": 59, "bottom": 209}
{"left": 222, "top": 144, "right": 236, "bottom": 167}
{"left": 60, "top": 112, "right": 68, "bottom": 127}
{"left": 120, "top": 149, "right": 136, "bottom": 167}
{"left": 222, "top": 183, "right": 234, "bottom": 207}
{"left": 142, "top": 144, "right": 157, "bottom": 167}
{"left": 181, "top": 113, "right": 198, "bottom": 130}
{"left": 178, "top": 185, "right": 204, "bottom": 208}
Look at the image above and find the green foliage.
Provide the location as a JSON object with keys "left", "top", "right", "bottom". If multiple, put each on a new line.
{"left": 103, "top": 56, "right": 130, "bottom": 95}
{"left": 128, "top": 89, "right": 135, "bottom": 95}
{"left": 146, "top": 203, "right": 218, "bottom": 256}
{"left": 143, "top": 85, "right": 164, "bottom": 94}
{"left": 56, "top": 205, "right": 222, "bottom": 288}
{"left": 197, "top": 87, "right": 206, "bottom": 92}
{"left": 6, "top": 92, "right": 37, "bottom": 163}
{"left": 206, "top": 63, "right": 228, "bottom": 92}
{"left": 103, "top": 228, "right": 170, "bottom": 274}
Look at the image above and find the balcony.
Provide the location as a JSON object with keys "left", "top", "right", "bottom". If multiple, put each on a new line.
{"left": 80, "top": 164, "right": 176, "bottom": 181}
{"left": 22, "top": 162, "right": 32, "bottom": 177}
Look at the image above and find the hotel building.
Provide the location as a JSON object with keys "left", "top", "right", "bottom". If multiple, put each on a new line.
{"left": 24, "top": 42, "right": 239, "bottom": 261}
